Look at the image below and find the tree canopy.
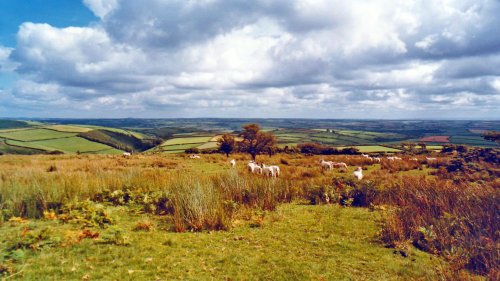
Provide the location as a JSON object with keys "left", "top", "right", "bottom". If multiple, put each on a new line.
{"left": 238, "top": 124, "right": 276, "bottom": 160}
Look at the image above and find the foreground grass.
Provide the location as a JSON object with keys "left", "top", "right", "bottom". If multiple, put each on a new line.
{"left": 1, "top": 204, "right": 440, "bottom": 280}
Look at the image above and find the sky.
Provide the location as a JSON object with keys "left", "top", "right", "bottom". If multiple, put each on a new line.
{"left": 0, "top": 0, "right": 499, "bottom": 119}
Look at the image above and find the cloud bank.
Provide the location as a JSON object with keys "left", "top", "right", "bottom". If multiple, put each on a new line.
{"left": 1, "top": 0, "right": 499, "bottom": 118}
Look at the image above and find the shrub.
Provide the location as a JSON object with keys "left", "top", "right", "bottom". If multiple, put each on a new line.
{"left": 98, "top": 226, "right": 130, "bottom": 245}
{"left": 133, "top": 220, "right": 155, "bottom": 232}
{"left": 59, "top": 200, "right": 114, "bottom": 228}
{"left": 379, "top": 177, "right": 499, "bottom": 275}
{"left": 185, "top": 147, "right": 200, "bottom": 154}
{"left": 46, "top": 165, "right": 57, "bottom": 172}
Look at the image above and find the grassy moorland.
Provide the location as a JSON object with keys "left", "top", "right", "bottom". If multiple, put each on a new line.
{"left": 0, "top": 149, "right": 498, "bottom": 280}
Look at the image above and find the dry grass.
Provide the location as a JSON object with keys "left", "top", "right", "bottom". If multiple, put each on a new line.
{"left": 0, "top": 152, "right": 497, "bottom": 276}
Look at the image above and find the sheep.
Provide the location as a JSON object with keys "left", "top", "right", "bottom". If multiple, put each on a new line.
{"left": 261, "top": 164, "right": 276, "bottom": 177}
{"left": 394, "top": 156, "right": 402, "bottom": 160}
{"left": 189, "top": 154, "right": 201, "bottom": 159}
{"left": 386, "top": 156, "right": 395, "bottom": 161}
{"left": 230, "top": 159, "right": 236, "bottom": 168}
{"left": 247, "top": 162, "right": 258, "bottom": 173}
{"left": 254, "top": 166, "right": 263, "bottom": 174}
{"left": 332, "top": 162, "right": 348, "bottom": 170}
{"left": 262, "top": 164, "right": 280, "bottom": 177}
{"left": 373, "top": 157, "right": 381, "bottom": 162}
{"left": 361, "top": 154, "right": 370, "bottom": 158}
{"left": 270, "top": 165, "right": 280, "bottom": 177}
{"left": 410, "top": 158, "right": 418, "bottom": 161}
{"left": 353, "top": 167, "right": 363, "bottom": 180}
{"left": 123, "top": 152, "right": 131, "bottom": 158}
{"left": 319, "top": 159, "right": 333, "bottom": 171}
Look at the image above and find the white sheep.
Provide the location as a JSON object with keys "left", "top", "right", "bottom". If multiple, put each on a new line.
{"left": 394, "top": 156, "right": 402, "bottom": 160}
{"left": 123, "top": 152, "right": 131, "bottom": 158}
{"left": 189, "top": 154, "right": 201, "bottom": 159}
{"left": 387, "top": 156, "right": 395, "bottom": 161}
{"left": 254, "top": 166, "right": 263, "bottom": 174}
{"left": 270, "top": 165, "right": 280, "bottom": 177}
{"left": 247, "top": 161, "right": 258, "bottom": 173}
{"left": 230, "top": 159, "right": 236, "bottom": 168}
{"left": 332, "top": 162, "right": 348, "bottom": 170}
{"left": 361, "top": 154, "right": 370, "bottom": 158}
{"left": 353, "top": 167, "right": 363, "bottom": 180}
{"left": 373, "top": 157, "right": 381, "bottom": 162}
{"left": 319, "top": 159, "right": 333, "bottom": 171}
{"left": 261, "top": 164, "right": 276, "bottom": 177}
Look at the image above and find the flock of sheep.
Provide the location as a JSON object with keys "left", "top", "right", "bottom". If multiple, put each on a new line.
{"left": 227, "top": 153, "right": 439, "bottom": 181}
{"left": 123, "top": 152, "right": 438, "bottom": 181}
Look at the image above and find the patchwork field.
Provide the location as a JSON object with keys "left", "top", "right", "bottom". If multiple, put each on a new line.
{"left": 0, "top": 128, "right": 76, "bottom": 141}
{"left": 0, "top": 119, "right": 497, "bottom": 155}
{"left": 158, "top": 136, "right": 214, "bottom": 152}
{"left": 338, "top": 145, "right": 402, "bottom": 153}
{"left": 6, "top": 137, "right": 122, "bottom": 154}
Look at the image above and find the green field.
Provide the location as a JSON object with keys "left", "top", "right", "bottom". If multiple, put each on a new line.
{"left": 196, "top": 141, "right": 219, "bottom": 150}
{"left": 161, "top": 144, "right": 201, "bottom": 151}
{"left": 80, "top": 125, "right": 147, "bottom": 139}
{"left": 161, "top": 136, "right": 213, "bottom": 146}
{"left": 42, "top": 125, "right": 93, "bottom": 133}
{"left": 6, "top": 137, "right": 122, "bottom": 154}
{"left": 0, "top": 120, "right": 31, "bottom": 130}
{"left": 0, "top": 128, "right": 76, "bottom": 141}
{"left": 0, "top": 204, "right": 440, "bottom": 280}
{"left": 274, "top": 129, "right": 407, "bottom": 147}
{"left": 450, "top": 136, "right": 497, "bottom": 146}
{"left": 338, "top": 145, "right": 402, "bottom": 153}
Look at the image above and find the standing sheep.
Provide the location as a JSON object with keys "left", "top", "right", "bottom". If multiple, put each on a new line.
{"left": 319, "top": 159, "right": 333, "bottom": 171}
{"left": 353, "top": 167, "right": 363, "bottom": 180}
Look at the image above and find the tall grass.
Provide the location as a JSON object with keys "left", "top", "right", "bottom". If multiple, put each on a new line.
{"left": 379, "top": 176, "right": 499, "bottom": 276}
{"left": 1, "top": 153, "right": 498, "bottom": 276}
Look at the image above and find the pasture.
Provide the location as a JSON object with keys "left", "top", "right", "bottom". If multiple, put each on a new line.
{"left": 0, "top": 128, "right": 76, "bottom": 142}
{"left": 0, "top": 151, "right": 496, "bottom": 279}
{"left": 337, "top": 145, "right": 401, "bottom": 153}
{"left": 6, "top": 137, "right": 121, "bottom": 154}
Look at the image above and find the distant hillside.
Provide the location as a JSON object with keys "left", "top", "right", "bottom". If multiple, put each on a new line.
{"left": 0, "top": 120, "right": 31, "bottom": 130}
{"left": 78, "top": 129, "right": 162, "bottom": 152}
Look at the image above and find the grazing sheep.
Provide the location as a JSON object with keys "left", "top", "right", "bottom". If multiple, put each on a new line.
{"left": 394, "top": 156, "right": 402, "bottom": 160}
{"left": 123, "top": 152, "right": 131, "bottom": 158}
{"left": 270, "top": 165, "right": 280, "bottom": 177}
{"left": 373, "top": 157, "right": 381, "bottom": 162}
{"left": 319, "top": 159, "right": 333, "bottom": 171}
{"left": 230, "top": 159, "right": 236, "bottom": 168}
{"left": 248, "top": 162, "right": 258, "bottom": 173}
{"left": 361, "top": 154, "right": 370, "bottom": 158}
{"left": 353, "top": 167, "right": 363, "bottom": 180}
{"left": 254, "top": 166, "right": 263, "bottom": 174}
{"left": 332, "top": 162, "right": 348, "bottom": 170}
{"left": 386, "top": 156, "right": 395, "bottom": 161}
{"left": 261, "top": 164, "right": 276, "bottom": 177}
{"left": 189, "top": 154, "right": 201, "bottom": 159}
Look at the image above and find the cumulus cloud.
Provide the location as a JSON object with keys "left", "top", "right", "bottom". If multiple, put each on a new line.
{"left": 2, "top": 0, "right": 500, "bottom": 118}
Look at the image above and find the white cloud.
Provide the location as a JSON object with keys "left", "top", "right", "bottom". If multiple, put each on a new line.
{"left": 83, "top": 0, "right": 118, "bottom": 18}
{"left": 2, "top": 0, "right": 500, "bottom": 118}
